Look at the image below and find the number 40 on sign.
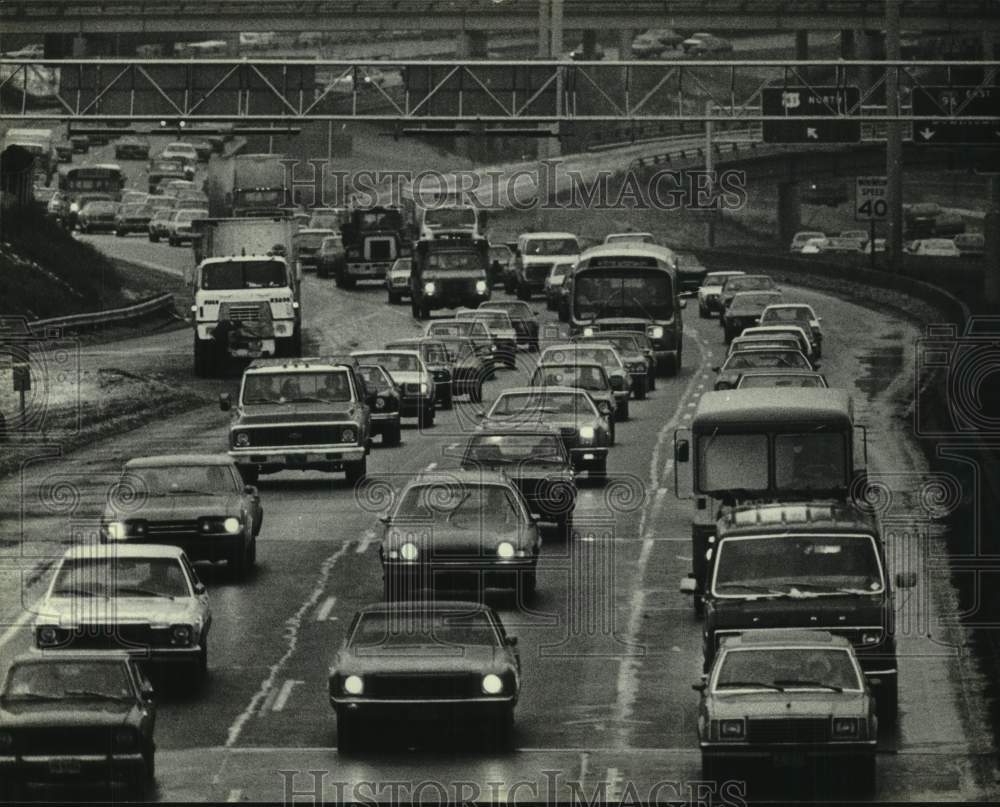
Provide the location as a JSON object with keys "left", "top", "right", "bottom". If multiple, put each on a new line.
{"left": 855, "top": 176, "right": 888, "bottom": 221}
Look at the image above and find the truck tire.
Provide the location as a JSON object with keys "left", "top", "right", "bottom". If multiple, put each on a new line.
{"left": 411, "top": 297, "right": 423, "bottom": 319}
{"left": 194, "top": 338, "right": 212, "bottom": 378}
{"left": 382, "top": 421, "right": 401, "bottom": 447}
{"left": 388, "top": 290, "right": 401, "bottom": 305}
{"left": 440, "top": 387, "right": 453, "bottom": 410}
{"left": 516, "top": 283, "right": 531, "bottom": 301}
{"left": 317, "top": 262, "right": 329, "bottom": 279}
{"left": 634, "top": 378, "right": 647, "bottom": 401}
{"left": 290, "top": 328, "right": 303, "bottom": 356}
{"left": 345, "top": 457, "right": 367, "bottom": 485}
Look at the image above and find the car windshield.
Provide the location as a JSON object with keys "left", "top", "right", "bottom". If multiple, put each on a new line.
{"left": 731, "top": 293, "right": 783, "bottom": 310}
{"left": 737, "top": 374, "right": 826, "bottom": 389}
{"left": 295, "top": 230, "right": 334, "bottom": 249}
{"left": 464, "top": 433, "right": 567, "bottom": 465}
{"left": 607, "top": 233, "right": 654, "bottom": 244}
{"left": 358, "top": 210, "right": 403, "bottom": 230}
{"left": 234, "top": 189, "right": 283, "bottom": 207}
{"left": 546, "top": 346, "right": 620, "bottom": 369}
{"left": 483, "top": 302, "right": 528, "bottom": 317}
{"left": 356, "top": 353, "right": 420, "bottom": 373}
{"left": 390, "top": 259, "right": 411, "bottom": 273}
{"left": 3, "top": 661, "right": 133, "bottom": 702}
{"left": 716, "top": 648, "right": 861, "bottom": 691}
{"left": 763, "top": 307, "right": 814, "bottom": 323}
{"left": 395, "top": 484, "right": 522, "bottom": 530}
{"left": 725, "top": 277, "right": 774, "bottom": 293}
{"left": 434, "top": 338, "right": 475, "bottom": 361}
{"left": 421, "top": 345, "right": 449, "bottom": 364}
{"left": 121, "top": 204, "right": 146, "bottom": 216}
{"left": 428, "top": 322, "right": 474, "bottom": 337}
{"left": 722, "top": 351, "right": 810, "bottom": 370}
{"left": 424, "top": 207, "right": 477, "bottom": 228}
{"left": 201, "top": 260, "right": 288, "bottom": 290}
{"left": 599, "top": 336, "right": 640, "bottom": 353}
{"left": 532, "top": 364, "right": 609, "bottom": 392}
{"left": 84, "top": 202, "right": 115, "bottom": 213}
{"left": 52, "top": 557, "right": 190, "bottom": 599}
{"left": 525, "top": 238, "right": 578, "bottom": 255}
{"left": 489, "top": 391, "right": 595, "bottom": 417}
{"left": 176, "top": 209, "right": 206, "bottom": 223}
{"left": 714, "top": 534, "right": 884, "bottom": 596}
{"left": 350, "top": 610, "right": 498, "bottom": 648}
{"left": 551, "top": 264, "right": 569, "bottom": 278}
{"left": 426, "top": 252, "right": 482, "bottom": 271}
{"left": 309, "top": 213, "right": 341, "bottom": 229}
{"left": 358, "top": 366, "right": 392, "bottom": 392}
{"left": 476, "top": 313, "right": 511, "bottom": 330}
{"left": 242, "top": 370, "right": 354, "bottom": 404}
{"left": 490, "top": 246, "right": 511, "bottom": 261}
{"left": 124, "top": 464, "right": 236, "bottom": 495}
{"left": 732, "top": 339, "right": 798, "bottom": 353}
{"left": 774, "top": 432, "right": 847, "bottom": 489}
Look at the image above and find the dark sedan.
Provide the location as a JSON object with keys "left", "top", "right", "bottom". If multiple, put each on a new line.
{"left": 114, "top": 203, "right": 154, "bottom": 237}
{"left": 427, "top": 335, "right": 489, "bottom": 404}
{"left": 101, "top": 454, "right": 261, "bottom": 579}
{"left": 575, "top": 332, "right": 653, "bottom": 398}
{"left": 722, "top": 291, "right": 784, "bottom": 343}
{"left": 328, "top": 601, "right": 520, "bottom": 753}
{"left": 356, "top": 364, "right": 402, "bottom": 447}
{"left": 114, "top": 136, "right": 150, "bottom": 161}
{"left": 379, "top": 471, "right": 541, "bottom": 601}
{"left": 147, "top": 159, "right": 188, "bottom": 194}
{"left": 483, "top": 386, "right": 612, "bottom": 479}
{"left": 0, "top": 652, "right": 156, "bottom": 798}
{"left": 713, "top": 349, "right": 814, "bottom": 390}
{"left": 719, "top": 274, "right": 781, "bottom": 313}
{"left": 529, "top": 362, "right": 618, "bottom": 440}
{"left": 461, "top": 426, "right": 576, "bottom": 531}
{"left": 77, "top": 200, "right": 117, "bottom": 233}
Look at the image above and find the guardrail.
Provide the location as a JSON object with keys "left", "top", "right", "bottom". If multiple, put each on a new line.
{"left": 29, "top": 292, "right": 177, "bottom": 334}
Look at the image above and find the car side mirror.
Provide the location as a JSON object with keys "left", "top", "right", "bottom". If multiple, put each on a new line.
{"left": 711, "top": 365, "right": 721, "bottom": 373}
{"left": 691, "top": 681, "right": 706, "bottom": 692}
{"left": 140, "top": 683, "right": 155, "bottom": 701}
{"left": 219, "top": 393, "right": 231, "bottom": 411}
{"left": 812, "top": 362, "right": 821, "bottom": 370}
{"left": 244, "top": 485, "right": 259, "bottom": 498}
{"left": 193, "top": 581, "right": 206, "bottom": 595}
{"left": 474, "top": 409, "right": 485, "bottom": 419}
{"left": 679, "top": 574, "right": 696, "bottom": 594}
{"left": 378, "top": 515, "right": 390, "bottom": 525}
{"left": 895, "top": 571, "right": 917, "bottom": 589}
{"left": 505, "top": 636, "right": 518, "bottom": 647}
{"left": 675, "top": 439, "right": 690, "bottom": 464}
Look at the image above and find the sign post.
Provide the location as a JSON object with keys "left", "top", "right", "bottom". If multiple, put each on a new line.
{"left": 856, "top": 176, "right": 888, "bottom": 272}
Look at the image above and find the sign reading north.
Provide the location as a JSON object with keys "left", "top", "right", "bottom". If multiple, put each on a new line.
{"left": 762, "top": 86, "right": 862, "bottom": 144}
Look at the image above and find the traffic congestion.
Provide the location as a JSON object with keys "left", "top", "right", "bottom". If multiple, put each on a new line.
{"left": 1, "top": 38, "right": 994, "bottom": 796}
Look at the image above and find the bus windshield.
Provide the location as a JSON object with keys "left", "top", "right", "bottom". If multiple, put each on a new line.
{"left": 60, "top": 167, "right": 125, "bottom": 195}
{"left": 574, "top": 270, "right": 673, "bottom": 320}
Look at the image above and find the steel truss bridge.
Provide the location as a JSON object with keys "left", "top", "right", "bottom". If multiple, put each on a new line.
{"left": 2, "top": 0, "right": 999, "bottom": 35}
{"left": 1, "top": 58, "right": 998, "bottom": 129}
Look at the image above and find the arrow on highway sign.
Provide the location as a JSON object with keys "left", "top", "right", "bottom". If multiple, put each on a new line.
{"left": 919, "top": 127, "right": 936, "bottom": 141}
{"left": 807, "top": 127, "right": 818, "bottom": 139}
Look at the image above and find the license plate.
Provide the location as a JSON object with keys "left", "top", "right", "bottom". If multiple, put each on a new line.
{"left": 49, "top": 759, "right": 81, "bottom": 775}
{"left": 772, "top": 751, "right": 805, "bottom": 768}
{"left": 230, "top": 339, "right": 262, "bottom": 356}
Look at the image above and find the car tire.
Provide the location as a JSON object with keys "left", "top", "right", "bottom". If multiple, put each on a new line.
{"left": 591, "top": 458, "right": 608, "bottom": 483}
{"left": 230, "top": 543, "right": 248, "bottom": 580}
{"left": 336, "top": 710, "right": 361, "bottom": 755}
{"left": 648, "top": 370, "right": 656, "bottom": 391}
{"left": 617, "top": 399, "right": 630, "bottom": 421}
{"left": 388, "top": 291, "right": 401, "bottom": 305}
{"left": 410, "top": 298, "right": 423, "bottom": 320}
{"left": 877, "top": 678, "right": 898, "bottom": 727}
{"left": 239, "top": 466, "right": 259, "bottom": 485}
{"left": 193, "top": 338, "right": 212, "bottom": 378}
{"left": 693, "top": 592, "right": 704, "bottom": 617}
{"left": 345, "top": 456, "right": 367, "bottom": 485}
{"left": 420, "top": 404, "right": 435, "bottom": 428}
{"left": 382, "top": 421, "right": 401, "bottom": 447}
{"left": 494, "top": 704, "right": 515, "bottom": 751}
{"left": 194, "top": 638, "right": 208, "bottom": 686}
{"left": 609, "top": 420, "right": 616, "bottom": 445}
{"left": 698, "top": 304, "right": 709, "bottom": 318}
{"left": 634, "top": 379, "right": 647, "bottom": 400}
{"left": 247, "top": 536, "right": 257, "bottom": 568}
{"left": 149, "top": 232, "right": 159, "bottom": 243}
{"left": 168, "top": 236, "right": 177, "bottom": 246}
{"left": 546, "top": 298, "right": 556, "bottom": 311}
{"left": 143, "top": 746, "right": 156, "bottom": 785}
{"left": 854, "top": 757, "right": 877, "bottom": 795}
{"left": 441, "top": 388, "right": 453, "bottom": 410}
{"left": 516, "top": 284, "right": 530, "bottom": 301}
{"left": 556, "top": 513, "right": 572, "bottom": 538}
{"left": 115, "top": 229, "right": 124, "bottom": 238}
{"left": 701, "top": 755, "right": 719, "bottom": 783}
{"left": 558, "top": 304, "right": 568, "bottom": 323}
{"left": 504, "top": 277, "right": 515, "bottom": 295}
{"left": 317, "top": 263, "right": 329, "bottom": 279}
{"left": 520, "top": 569, "right": 537, "bottom": 604}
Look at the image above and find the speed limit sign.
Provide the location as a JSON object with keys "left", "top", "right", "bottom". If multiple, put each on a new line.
{"left": 855, "top": 176, "right": 888, "bottom": 222}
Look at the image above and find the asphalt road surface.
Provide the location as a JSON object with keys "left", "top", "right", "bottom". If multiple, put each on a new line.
{"left": 1, "top": 219, "right": 996, "bottom": 801}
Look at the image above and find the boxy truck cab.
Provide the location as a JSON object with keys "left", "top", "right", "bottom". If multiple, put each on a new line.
{"left": 693, "top": 501, "right": 915, "bottom": 724}
{"left": 673, "top": 388, "right": 869, "bottom": 613}
{"left": 187, "top": 217, "right": 302, "bottom": 376}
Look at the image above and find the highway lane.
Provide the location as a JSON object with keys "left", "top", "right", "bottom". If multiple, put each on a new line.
{"left": 0, "top": 262, "right": 995, "bottom": 801}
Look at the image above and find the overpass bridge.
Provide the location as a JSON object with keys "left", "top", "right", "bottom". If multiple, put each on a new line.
{"left": 3, "top": 0, "right": 999, "bottom": 36}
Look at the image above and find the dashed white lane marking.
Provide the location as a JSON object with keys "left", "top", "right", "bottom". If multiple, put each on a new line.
{"left": 355, "top": 529, "right": 375, "bottom": 554}
{"left": 225, "top": 541, "right": 351, "bottom": 747}
{"left": 315, "top": 596, "right": 337, "bottom": 621}
{"left": 605, "top": 767, "right": 624, "bottom": 802}
{"left": 425, "top": 461, "right": 438, "bottom": 472}
{"left": 226, "top": 789, "right": 242, "bottom": 802}
{"left": 272, "top": 679, "right": 303, "bottom": 712}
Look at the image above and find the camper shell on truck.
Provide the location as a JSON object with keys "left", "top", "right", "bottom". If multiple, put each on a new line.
{"left": 187, "top": 218, "right": 302, "bottom": 376}
{"left": 206, "top": 153, "right": 290, "bottom": 218}
{"left": 410, "top": 233, "right": 491, "bottom": 320}
{"left": 673, "top": 388, "right": 867, "bottom": 615}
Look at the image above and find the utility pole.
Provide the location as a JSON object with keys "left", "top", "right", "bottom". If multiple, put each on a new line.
{"left": 885, "top": 0, "right": 903, "bottom": 273}
{"left": 705, "top": 100, "right": 716, "bottom": 247}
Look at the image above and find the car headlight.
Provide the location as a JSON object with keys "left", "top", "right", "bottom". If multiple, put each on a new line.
{"left": 105, "top": 521, "right": 128, "bottom": 541}
{"left": 583, "top": 327, "right": 594, "bottom": 337}
{"left": 832, "top": 717, "right": 860, "bottom": 738}
{"left": 579, "top": 426, "right": 595, "bottom": 441}
{"left": 114, "top": 728, "right": 137, "bottom": 749}
{"left": 342, "top": 427, "right": 357, "bottom": 443}
{"left": 171, "top": 625, "right": 192, "bottom": 646}
{"left": 234, "top": 431, "right": 250, "bottom": 448}
{"left": 719, "top": 719, "right": 745, "bottom": 739}
{"left": 496, "top": 541, "right": 515, "bottom": 559}
{"left": 419, "top": 382, "right": 429, "bottom": 395}
{"left": 344, "top": 675, "right": 364, "bottom": 695}
{"left": 400, "top": 542, "right": 419, "bottom": 561}
{"left": 860, "top": 630, "right": 882, "bottom": 646}
{"left": 424, "top": 281, "right": 436, "bottom": 295}
{"left": 375, "top": 396, "right": 386, "bottom": 410}
{"left": 647, "top": 325, "right": 664, "bottom": 339}
{"left": 37, "top": 626, "right": 60, "bottom": 647}
{"left": 482, "top": 674, "right": 504, "bottom": 694}
{"left": 223, "top": 517, "right": 241, "bottom": 534}
{"left": 70, "top": 202, "right": 79, "bottom": 212}
{"left": 0, "top": 732, "right": 12, "bottom": 750}
{"left": 475, "top": 280, "right": 488, "bottom": 294}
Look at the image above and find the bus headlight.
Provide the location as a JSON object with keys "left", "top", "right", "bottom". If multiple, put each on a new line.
{"left": 475, "top": 280, "right": 488, "bottom": 294}
{"left": 424, "top": 282, "right": 436, "bottom": 295}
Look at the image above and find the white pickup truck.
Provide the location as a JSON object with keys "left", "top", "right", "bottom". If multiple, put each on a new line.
{"left": 187, "top": 218, "right": 302, "bottom": 376}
